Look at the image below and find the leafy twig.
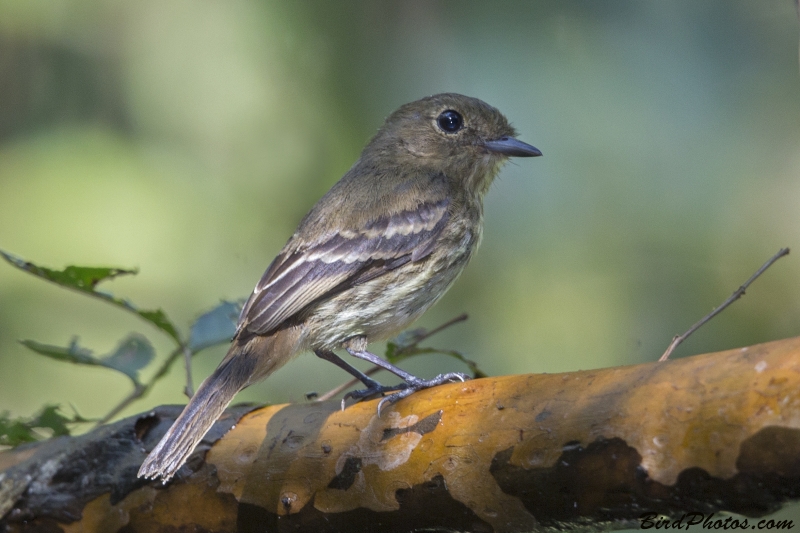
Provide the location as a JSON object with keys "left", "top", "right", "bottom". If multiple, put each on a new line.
{"left": 395, "top": 313, "right": 469, "bottom": 350}
{"left": 2, "top": 251, "right": 244, "bottom": 427}
{"left": 0, "top": 250, "right": 183, "bottom": 345}
{"left": 659, "top": 247, "right": 790, "bottom": 362}
{"left": 96, "top": 344, "right": 184, "bottom": 425}
{"left": 0, "top": 405, "right": 93, "bottom": 447}
{"left": 96, "top": 301, "right": 240, "bottom": 424}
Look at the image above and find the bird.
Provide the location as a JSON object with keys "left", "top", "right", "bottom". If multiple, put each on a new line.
{"left": 138, "top": 93, "right": 541, "bottom": 482}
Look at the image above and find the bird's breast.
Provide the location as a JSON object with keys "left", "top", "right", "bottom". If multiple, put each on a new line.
{"left": 303, "top": 212, "right": 482, "bottom": 351}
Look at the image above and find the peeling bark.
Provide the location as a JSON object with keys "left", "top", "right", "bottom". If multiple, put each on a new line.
{"left": 3, "top": 337, "right": 800, "bottom": 532}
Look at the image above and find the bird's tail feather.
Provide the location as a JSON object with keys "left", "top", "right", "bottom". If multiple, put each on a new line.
{"left": 137, "top": 343, "right": 257, "bottom": 482}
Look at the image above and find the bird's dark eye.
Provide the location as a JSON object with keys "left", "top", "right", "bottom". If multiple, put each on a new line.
{"left": 437, "top": 110, "right": 463, "bottom": 133}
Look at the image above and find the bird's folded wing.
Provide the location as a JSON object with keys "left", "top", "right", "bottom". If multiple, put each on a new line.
{"left": 237, "top": 198, "right": 450, "bottom": 336}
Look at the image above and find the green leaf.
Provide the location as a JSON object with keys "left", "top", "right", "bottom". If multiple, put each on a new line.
{"left": 386, "top": 328, "right": 429, "bottom": 363}
{"left": 20, "top": 337, "right": 97, "bottom": 365}
{"left": 32, "top": 405, "right": 72, "bottom": 438}
{"left": 102, "top": 334, "right": 155, "bottom": 381}
{"left": 0, "top": 249, "right": 136, "bottom": 290}
{"left": 391, "top": 328, "right": 429, "bottom": 351}
{"left": 0, "top": 414, "right": 38, "bottom": 446}
{"left": 189, "top": 301, "right": 240, "bottom": 353}
{"left": 1, "top": 250, "right": 184, "bottom": 345}
{"left": 137, "top": 309, "right": 181, "bottom": 344}
{"left": 0, "top": 405, "right": 87, "bottom": 446}
{"left": 20, "top": 334, "right": 154, "bottom": 385}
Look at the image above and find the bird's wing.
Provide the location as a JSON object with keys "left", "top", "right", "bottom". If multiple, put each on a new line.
{"left": 236, "top": 197, "right": 450, "bottom": 337}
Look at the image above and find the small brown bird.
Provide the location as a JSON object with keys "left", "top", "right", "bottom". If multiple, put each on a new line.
{"left": 138, "top": 93, "right": 541, "bottom": 481}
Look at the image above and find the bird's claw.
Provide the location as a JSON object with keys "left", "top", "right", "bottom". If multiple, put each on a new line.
{"left": 340, "top": 382, "right": 408, "bottom": 410}
{"left": 376, "top": 372, "right": 470, "bottom": 416}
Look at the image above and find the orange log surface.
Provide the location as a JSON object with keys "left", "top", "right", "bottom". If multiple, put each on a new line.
{"left": 3, "top": 337, "right": 800, "bottom": 532}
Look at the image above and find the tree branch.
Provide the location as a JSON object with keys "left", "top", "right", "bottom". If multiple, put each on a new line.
{"left": 4, "top": 336, "right": 800, "bottom": 532}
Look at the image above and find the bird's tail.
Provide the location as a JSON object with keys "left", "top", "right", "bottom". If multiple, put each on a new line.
{"left": 138, "top": 333, "right": 293, "bottom": 482}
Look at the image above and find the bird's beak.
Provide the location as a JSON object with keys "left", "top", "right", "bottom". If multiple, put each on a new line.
{"left": 483, "top": 136, "right": 542, "bottom": 157}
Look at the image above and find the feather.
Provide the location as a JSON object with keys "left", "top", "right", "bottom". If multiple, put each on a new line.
{"left": 237, "top": 197, "right": 450, "bottom": 337}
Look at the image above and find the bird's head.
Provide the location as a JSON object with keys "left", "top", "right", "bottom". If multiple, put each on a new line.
{"left": 366, "top": 93, "right": 541, "bottom": 196}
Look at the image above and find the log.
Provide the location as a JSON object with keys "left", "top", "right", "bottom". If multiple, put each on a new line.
{"left": 3, "top": 337, "right": 800, "bottom": 532}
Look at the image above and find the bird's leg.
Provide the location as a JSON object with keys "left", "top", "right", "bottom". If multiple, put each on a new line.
{"left": 342, "top": 336, "right": 469, "bottom": 414}
{"left": 314, "top": 348, "right": 386, "bottom": 388}
{"left": 314, "top": 349, "right": 406, "bottom": 408}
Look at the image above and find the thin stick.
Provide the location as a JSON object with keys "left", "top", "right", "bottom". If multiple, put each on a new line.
{"left": 396, "top": 313, "right": 468, "bottom": 356}
{"left": 96, "top": 384, "right": 145, "bottom": 426}
{"left": 659, "top": 248, "right": 790, "bottom": 362}
{"left": 183, "top": 345, "right": 194, "bottom": 398}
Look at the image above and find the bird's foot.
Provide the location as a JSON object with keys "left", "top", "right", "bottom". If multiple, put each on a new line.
{"left": 376, "top": 372, "right": 470, "bottom": 416}
{"left": 341, "top": 382, "right": 408, "bottom": 410}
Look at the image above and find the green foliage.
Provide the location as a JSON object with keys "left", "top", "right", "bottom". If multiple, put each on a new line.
{"left": 0, "top": 250, "right": 182, "bottom": 344}
{"left": 0, "top": 250, "right": 242, "bottom": 441}
{"left": 0, "top": 405, "right": 90, "bottom": 447}
{"left": 20, "top": 335, "right": 154, "bottom": 388}
{"left": 188, "top": 302, "right": 239, "bottom": 353}
{"left": 0, "top": 250, "right": 483, "bottom": 447}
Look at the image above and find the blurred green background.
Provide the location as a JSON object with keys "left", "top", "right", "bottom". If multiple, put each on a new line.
{"left": 0, "top": 0, "right": 798, "bottom": 428}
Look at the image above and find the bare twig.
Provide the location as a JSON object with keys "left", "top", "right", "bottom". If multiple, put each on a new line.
{"left": 95, "top": 384, "right": 146, "bottom": 426}
{"left": 396, "top": 314, "right": 469, "bottom": 350}
{"left": 183, "top": 345, "right": 194, "bottom": 398}
{"left": 659, "top": 248, "right": 790, "bottom": 362}
{"left": 316, "top": 314, "right": 470, "bottom": 402}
